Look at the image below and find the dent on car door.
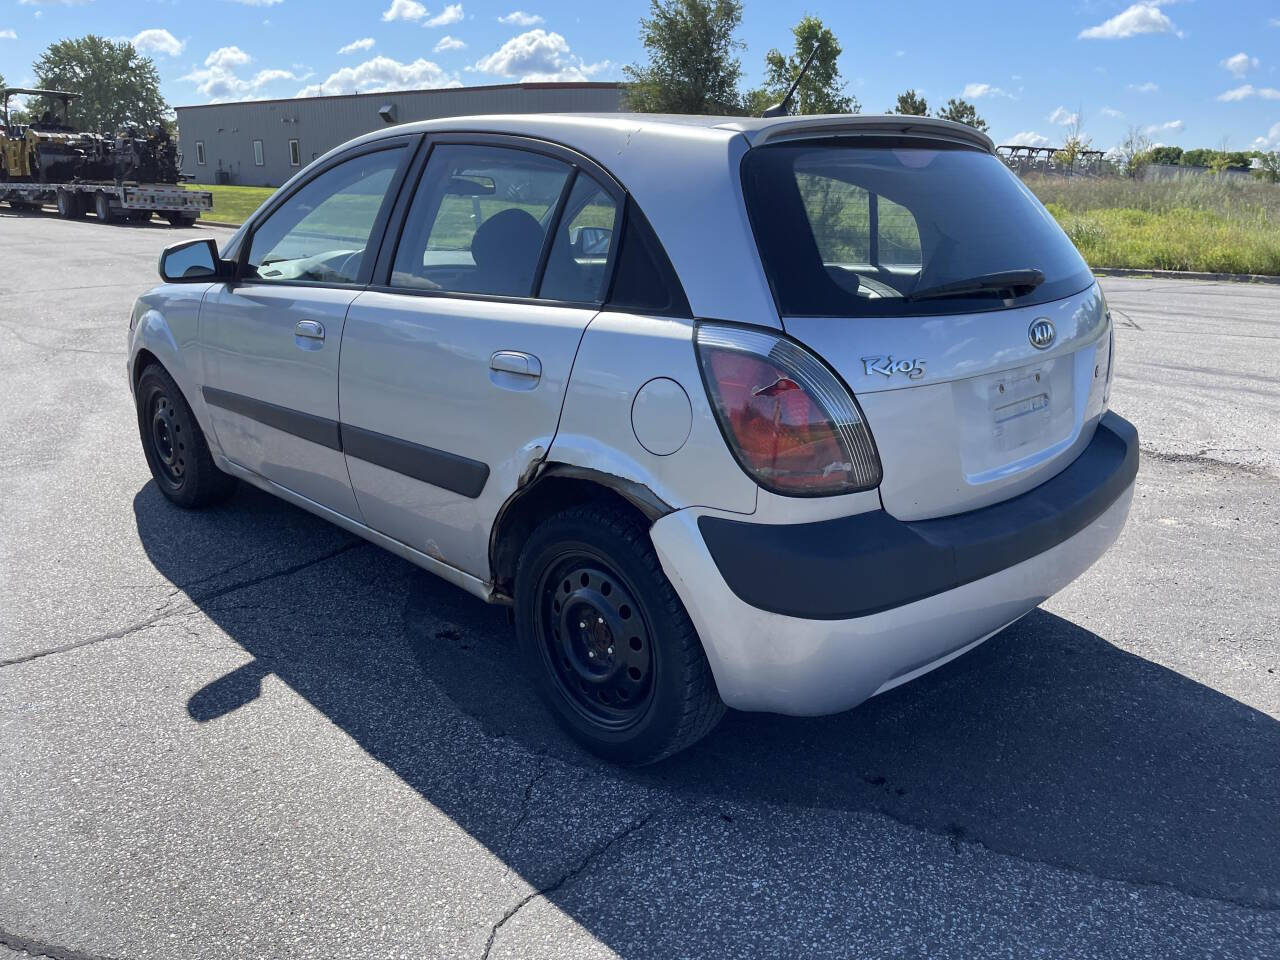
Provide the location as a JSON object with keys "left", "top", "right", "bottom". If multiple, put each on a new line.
{"left": 199, "top": 143, "right": 410, "bottom": 518}
{"left": 339, "top": 141, "right": 621, "bottom": 577}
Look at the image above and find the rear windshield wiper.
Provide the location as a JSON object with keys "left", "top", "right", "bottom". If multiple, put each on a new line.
{"left": 907, "top": 269, "right": 1045, "bottom": 302}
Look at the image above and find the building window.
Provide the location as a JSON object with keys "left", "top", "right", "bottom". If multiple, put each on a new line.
{"left": 253, "top": 139, "right": 264, "bottom": 166}
{"left": 195, "top": 141, "right": 206, "bottom": 165}
{"left": 288, "top": 139, "right": 301, "bottom": 167}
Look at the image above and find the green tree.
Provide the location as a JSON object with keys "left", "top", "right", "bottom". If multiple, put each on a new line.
{"left": 32, "top": 35, "right": 167, "bottom": 134}
{"left": 1180, "top": 148, "right": 1214, "bottom": 168}
{"left": 889, "top": 89, "right": 928, "bottom": 116}
{"left": 750, "top": 15, "right": 856, "bottom": 116}
{"left": 1148, "top": 145, "right": 1183, "bottom": 165}
{"left": 934, "top": 97, "right": 988, "bottom": 133}
{"left": 1115, "top": 126, "right": 1153, "bottom": 179}
{"left": 624, "top": 0, "right": 746, "bottom": 115}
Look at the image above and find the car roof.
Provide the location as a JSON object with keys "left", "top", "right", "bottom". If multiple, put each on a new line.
{"left": 356, "top": 111, "right": 995, "bottom": 154}
{"left": 297, "top": 113, "right": 997, "bottom": 325}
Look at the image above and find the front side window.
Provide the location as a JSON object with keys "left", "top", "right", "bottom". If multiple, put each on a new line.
{"left": 253, "top": 139, "right": 264, "bottom": 166}
{"left": 195, "top": 141, "right": 206, "bottom": 165}
{"left": 245, "top": 147, "right": 403, "bottom": 284}
{"left": 743, "top": 140, "right": 1092, "bottom": 317}
{"left": 391, "top": 144, "right": 573, "bottom": 297}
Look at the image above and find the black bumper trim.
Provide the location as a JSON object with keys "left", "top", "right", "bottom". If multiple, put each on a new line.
{"left": 698, "top": 411, "right": 1139, "bottom": 620}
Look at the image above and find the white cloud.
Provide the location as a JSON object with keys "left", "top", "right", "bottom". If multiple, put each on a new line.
{"left": 498, "top": 10, "right": 542, "bottom": 26}
{"left": 1079, "top": 2, "right": 1180, "bottom": 40}
{"left": 425, "top": 3, "right": 463, "bottom": 26}
{"left": 1221, "top": 52, "right": 1259, "bottom": 77}
{"left": 0, "top": 28, "right": 16, "bottom": 39}
{"left": 131, "top": 28, "right": 184, "bottom": 57}
{"left": 297, "top": 55, "right": 459, "bottom": 96}
{"left": 1100, "top": 106, "right": 1124, "bottom": 119}
{"left": 1128, "top": 81, "right": 1159, "bottom": 93}
{"left": 433, "top": 34, "right": 466, "bottom": 52}
{"left": 1256, "top": 121, "right": 1280, "bottom": 150}
{"left": 1006, "top": 131, "right": 1051, "bottom": 147}
{"left": 182, "top": 46, "right": 305, "bottom": 100}
{"left": 1048, "top": 106, "right": 1079, "bottom": 126}
{"left": 473, "top": 28, "right": 606, "bottom": 82}
{"left": 338, "top": 37, "right": 375, "bottom": 54}
{"left": 962, "top": 82, "right": 1011, "bottom": 99}
{"left": 1217, "top": 84, "right": 1280, "bottom": 102}
{"left": 1143, "top": 119, "right": 1184, "bottom": 135}
{"left": 382, "top": 0, "right": 426, "bottom": 21}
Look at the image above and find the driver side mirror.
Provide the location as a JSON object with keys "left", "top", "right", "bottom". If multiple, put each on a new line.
{"left": 158, "top": 238, "right": 231, "bottom": 283}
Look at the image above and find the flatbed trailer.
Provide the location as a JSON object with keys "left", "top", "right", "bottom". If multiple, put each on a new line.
{"left": 2, "top": 180, "right": 212, "bottom": 226}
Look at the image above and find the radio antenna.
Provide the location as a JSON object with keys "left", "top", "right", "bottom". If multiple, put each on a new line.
{"left": 761, "top": 43, "right": 821, "bottom": 118}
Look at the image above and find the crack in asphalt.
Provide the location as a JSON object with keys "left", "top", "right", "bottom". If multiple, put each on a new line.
{"left": 0, "top": 928, "right": 127, "bottom": 960}
{"left": 481, "top": 809, "right": 661, "bottom": 960}
{"left": 503, "top": 755, "right": 549, "bottom": 860}
{"left": 0, "top": 540, "right": 365, "bottom": 669}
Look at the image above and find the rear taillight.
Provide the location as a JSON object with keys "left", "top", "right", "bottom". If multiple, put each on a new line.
{"left": 695, "top": 323, "right": 881, "bottom": 496}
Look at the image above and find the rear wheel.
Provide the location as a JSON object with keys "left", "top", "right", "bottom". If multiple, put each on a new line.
{"left": 166, "top": 211, "right": 198, "bottom": 228}
{"left": 94, "top": 191, "right": 116, "bottom": 224}
{"left": 514, "top": 503, "right": 725, "bottom": 765}
{"left": 135, "top": 364, "right": 237, "bottom": 508}
{"left": 56, "top": 189, "right": 82, "bottom": 219}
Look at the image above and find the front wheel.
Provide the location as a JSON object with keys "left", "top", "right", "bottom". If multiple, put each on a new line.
{"left": 135, "top": 364, "right": 237, "bottom": 508}
{"left": 514, "top": 503, "right": 725, "bottom": 765}
{"left": 94, "top": 191, "right": 116, "bottom": 223}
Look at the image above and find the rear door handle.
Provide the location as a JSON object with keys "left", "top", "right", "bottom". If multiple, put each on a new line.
{"left": 295, "top": 319, "right": 325, "bottom": 340}
{"left": 489, "top": 350, "right": 541, "bottom": 379}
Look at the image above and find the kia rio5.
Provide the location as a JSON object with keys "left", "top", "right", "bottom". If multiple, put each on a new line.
{"left": 128, "top": 113, "right": 1136, "bottom": 764}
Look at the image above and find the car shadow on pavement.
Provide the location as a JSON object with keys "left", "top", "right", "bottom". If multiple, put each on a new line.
{"left": 133, "top": 479, "right": 1280, "bottom": 940}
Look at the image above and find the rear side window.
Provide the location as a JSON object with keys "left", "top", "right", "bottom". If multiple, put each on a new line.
{"left": 538, "top": 173, "right": 618, "bottom": 303}
{"left": 742, "top": 140, "right": 1092, "bottom": 317}
{"left": 391, "top": 143, "right": 572, "bottom": 298}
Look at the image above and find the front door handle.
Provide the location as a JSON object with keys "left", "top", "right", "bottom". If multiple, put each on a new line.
{"left": 489, "top": 350, "right": 541, "bottom": 379}
{"left": 295, "top": 319, "right": 325, "bottom": 340}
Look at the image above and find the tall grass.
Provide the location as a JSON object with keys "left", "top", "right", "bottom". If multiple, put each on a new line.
{"left": 1026, "top": 174, "right": 1280, "bottom": 275}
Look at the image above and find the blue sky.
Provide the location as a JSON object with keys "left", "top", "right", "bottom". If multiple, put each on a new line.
{"left": 2, "top": 0, "right": 1278, "bottom": 151}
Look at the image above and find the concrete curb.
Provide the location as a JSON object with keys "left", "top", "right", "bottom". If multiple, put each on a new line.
{"left": 195, "top": 219, "right": 240, "bottom": 229}
{"left": 1092, "top": 267, "right": 1280, "bottom": 285}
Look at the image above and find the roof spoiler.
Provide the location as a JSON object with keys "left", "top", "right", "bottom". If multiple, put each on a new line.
{"left": 721, "top": 115, "right": 996, "bottom": 154}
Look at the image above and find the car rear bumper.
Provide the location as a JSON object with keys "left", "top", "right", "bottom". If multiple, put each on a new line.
{"left": 650, "top": 412, "right": 1138, "bottom": 715}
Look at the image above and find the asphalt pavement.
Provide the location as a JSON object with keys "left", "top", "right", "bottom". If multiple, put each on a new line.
{"left": 1, "top": 208, "right": 1277, "bottom": 959}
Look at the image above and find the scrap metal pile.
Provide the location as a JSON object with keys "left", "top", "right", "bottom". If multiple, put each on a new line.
{"left": 1, "top": 89, "right": 182, "bottom": 186}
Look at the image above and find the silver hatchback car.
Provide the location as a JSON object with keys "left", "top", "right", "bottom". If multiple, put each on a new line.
{"left": 129, "top": 113, "right": 1136, "bottom": 763}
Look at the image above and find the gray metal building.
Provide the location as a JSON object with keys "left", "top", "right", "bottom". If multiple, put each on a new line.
{"left": 174, "top": 81, "right": 626, "bottom": 187}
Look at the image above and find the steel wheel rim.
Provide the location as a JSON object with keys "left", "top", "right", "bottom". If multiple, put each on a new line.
{"left": 147, "top": 390, "right": 186, "bottom": 488}
{"left": 534, "top": 550, "right": 656, "bottom": 730}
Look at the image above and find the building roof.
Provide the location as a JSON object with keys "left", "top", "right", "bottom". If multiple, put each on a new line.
{"left": 174, "top": 81, "right": 625, "bottom": 112}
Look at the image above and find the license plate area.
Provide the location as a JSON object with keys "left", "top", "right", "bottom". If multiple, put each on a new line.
{"left": 989, "top": 365, "right": 1052, "bottom": 453}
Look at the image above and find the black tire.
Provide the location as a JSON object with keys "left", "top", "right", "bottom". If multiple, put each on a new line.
{"left": 135, "top": 364, "right": 237, "bottom": 508}
{"left": 514, "top": 502, "right": 725, "bottom": 764}
{"left": 94, "top": 191, "right": 116, "bottom": 223}
{"left": 128, "top": 211, "right": 152, "bottom": 224}
{"left": 56, "top": 190, "right": 81, "bottom": 219}
{"left": 166, "top": 211, "right": 198, "bottom": 227}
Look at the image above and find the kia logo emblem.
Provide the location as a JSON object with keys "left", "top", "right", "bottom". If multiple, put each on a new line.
{"left": 1028, "top": 318, "right": 1056, "bottom": 350}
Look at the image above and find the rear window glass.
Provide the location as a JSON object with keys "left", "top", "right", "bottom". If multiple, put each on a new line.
{"left": 742, "top": 140, "right": 1092, "bottom": 317}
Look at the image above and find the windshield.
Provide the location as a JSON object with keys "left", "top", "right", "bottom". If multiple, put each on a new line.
{"left": 741, "top": 139, "right": 1092, "bottom": 318}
